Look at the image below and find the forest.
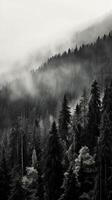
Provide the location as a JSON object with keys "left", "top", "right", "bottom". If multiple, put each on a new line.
{"left": 0, "top": 32, "right": 112, "bottom": 200}
{"left": 1, "top": 79, "right": 112, "bottom": 200}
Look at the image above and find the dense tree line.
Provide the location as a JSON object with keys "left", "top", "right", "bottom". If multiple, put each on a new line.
{"left": 1, "top": 79, "right": 112, "bottom": 199}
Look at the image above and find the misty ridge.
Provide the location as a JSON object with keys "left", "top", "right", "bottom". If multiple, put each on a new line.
{"left": 6, "top": 30, "right": 112, "bottom": 101}
{"left": 0, "top": 29, "right": 111, "bottom": 133}
{"left": 0, "top": 13, "right": 112, "bottom": 132}
{"left": 2, "top": 13, "right": 112, "bottom": 100}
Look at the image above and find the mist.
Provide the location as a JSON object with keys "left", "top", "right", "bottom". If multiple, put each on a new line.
{"left": 1, "top": 0, "right": 112, "bottom": 86}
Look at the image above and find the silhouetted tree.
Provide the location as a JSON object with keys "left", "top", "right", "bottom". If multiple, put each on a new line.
{"left": 59, "top": 95, "right": 71, "bottom": 148}
{"left": 73, "top": 104, "right": 82, "bottom": 154}
{"left": 0, "top": 148, "right": 10, "bottom": 200}
{"left": 45, "top": 121, "right": 63, "bottom": 200}
{"left": 80, "top": 88, "right": 88, "bottom": 129}
{"left": 87, "top": 80, "right": 101, "bottom": 153}
{"left": 33, "top": 119, "right": 44, "bottom": 200}
{"left": 95, "top": 111, "right": 112, "bottom": 200}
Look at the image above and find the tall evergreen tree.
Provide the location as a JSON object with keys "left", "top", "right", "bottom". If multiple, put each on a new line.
{"left": 59, "top": 95, "right": 71, "bottom": 148}
{"left": 33, "top": 119, "right": 44, "bottom": 200}
{"left": 73, "top": 104, "right": 82, "bottom": 154}
{"left": 0, "top": 148, "right": 10, "bottom": 200}
{"left": 8, "top": 119, "right": 28, "bottom": 176}
{"left": 8, "top": 127, "right": 19, "bottom": 169}
{"left": 87, "top": 80, "right": 101, "bottom": 153}
{"left": 80, "top": 88, "right": 88, "bottom": 129}
{"left": 102, "top": 85, "right": 109, "bottom": 113}
{"left": 45, "top": 121, "right": 63, "bottom": 200}
{"left": 73, "top": 104, "right": 81, "bottom": 127}
{"left": 102, "top": 81, "right": 112, "bottom": 119}
{"left": 95, "top": 111, "right": 112, "bottom": 200}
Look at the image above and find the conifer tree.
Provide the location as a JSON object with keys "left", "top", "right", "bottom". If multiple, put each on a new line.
{"left": 45, "top": 121, "right": 63, "bottom": 200}
{"left": 87, "top": 80, "right": 101, "bottom": 153}
{"left": 0, "top": 148, "right": 10, "bottom": 200}
{"left": 73, "top": 104, "right": 82, "bottom": 154}
{"left": 33, "top": 119, "right": 44, "bottom": 200}
{"left": 80, "top": 88, "right": 88, "bottom": 129}
{"left": 95, "top": 111, "right": 112, "bottom": 200}
{"left": 59, "top": 95, "right": 71, "bottom": 148}
{"left": 8, "top": 119, "right": 28, "bottom": 176}
{"left": 102, "top": 81, "right": 112, "bottom": 119}
{"left": 73, "top": 104, "right": 81, "bottom": 127}
{"left": 102, "top": 85, "right": 109, "bottom": 112}
{"left": 8, "top": 127, "right": 19, "bottom": 169}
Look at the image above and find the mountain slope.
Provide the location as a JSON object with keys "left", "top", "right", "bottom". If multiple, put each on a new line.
{"left": 0, "top": 30, "right": 112, "bottom": 131}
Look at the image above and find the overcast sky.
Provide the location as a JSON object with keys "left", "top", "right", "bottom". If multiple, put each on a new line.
{"left": 0, "top": 0, "right": 112, "bottom": 78}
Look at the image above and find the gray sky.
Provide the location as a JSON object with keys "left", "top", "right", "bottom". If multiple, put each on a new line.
{"left": 0, "top": 0, "right": 112, "bottom": 78}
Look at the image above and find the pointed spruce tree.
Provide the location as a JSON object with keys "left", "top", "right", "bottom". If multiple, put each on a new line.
{"left": 73, "top": 104, "right": 82, "bottom": 154}
{"left": 0, "top": 147, "right": 10, "bottom": 200}
{"left": 95, "top": 111, "right": 112, "bottom": 200}
{"left": 59, "top": 95, "right": 71, "bottom": 148}
{"left": 80, "top": 88, "right": 88, "bottom": 129}
{"left": 45, "top": 121, "right": 63, "bottom": 200}
{"left": 87, "top": 80, "right": 101, "bottom": 153}
{"left": 32, "top": 118, "right": 44, "bottom": 200}
{"left": 102, "top": 81, "right": 112, "bottom": 119}
{"left": 95, "top": 82, "right": 112, "bottom": 200}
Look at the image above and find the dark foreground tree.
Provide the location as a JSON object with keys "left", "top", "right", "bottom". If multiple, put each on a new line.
{"left": 95, "top": 111, "right": 112, "bottom": 200}
{"left": 45, "top": 121, "right": 63, "bottom": 200}
{"left": 73, "top": 104, "right": 82, "bottom": 154}
{"left": 0, "top": 148, "right": 10, "bottom": 200}
{"left": 59, "top": 95, "right": 71, "bottom": 148}
{"left": 33, "top": 119, "right": 44, "bottom": 200}
{"left": 87, "top": 80, "right": 101, "bottom": 153}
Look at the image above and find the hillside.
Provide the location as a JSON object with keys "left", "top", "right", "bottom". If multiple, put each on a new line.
{"left": 0, "top": 32, "right": 112, "bottom": 131}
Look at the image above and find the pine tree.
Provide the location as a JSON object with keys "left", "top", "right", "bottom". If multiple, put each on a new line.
{"left": 45, "top": 121, "right": 63, "bottom": 200}
{"left": 33, "top": 119, "right": 44, "bottom": 200}
{"left": 8, "top": 119, "right": 28, "bottom": 176}
{"left": 59, "top": 95, "right": 71, "bottom": 148}
{"left": 73, "top": 104, "right": 82, "bottom": 154}
{"left": 102, "top": 85, "right": 109, "bottom": 112}
{"left": 73, "top": 104, "right": 81, "bottom": 126}
{"left": 0, "top": 148, "right": 10, "bottom": 200}
{"left": 87, "top": 80, "right": 101, "bottom": 153}
{"left": 8, "top": 127, "right": 19, "bottom": 169}
{"left": 95, "top": 111, "right": 112, "bottom": 200}
{"left": 102, "top": 81, "right": 112, "bottom": 119}
{"left": 80, "top": 88, "right": 88, "bottom": 129}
